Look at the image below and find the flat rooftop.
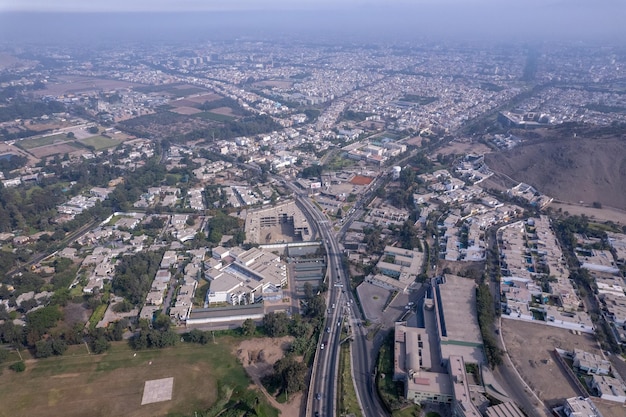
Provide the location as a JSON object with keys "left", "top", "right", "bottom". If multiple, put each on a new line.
{"left": 436, "top": 274, "right": 482, "bottom": 346}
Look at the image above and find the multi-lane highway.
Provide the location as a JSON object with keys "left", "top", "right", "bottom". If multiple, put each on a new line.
{"left": 289, "top": 179, "right": 387, "bottom": 417}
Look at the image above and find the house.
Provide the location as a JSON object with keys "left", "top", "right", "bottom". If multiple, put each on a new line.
{"left": 589, "top": 375, "right": 626, "bottom": 403}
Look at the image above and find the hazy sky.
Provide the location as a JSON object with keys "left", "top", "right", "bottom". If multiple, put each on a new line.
{"left": 0, "top": 0, "right": 623, "bottom": 43}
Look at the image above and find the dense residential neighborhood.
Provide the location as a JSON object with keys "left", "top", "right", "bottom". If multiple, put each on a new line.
{"left": 0, "top": 12, "right": 626, "bottom": 417}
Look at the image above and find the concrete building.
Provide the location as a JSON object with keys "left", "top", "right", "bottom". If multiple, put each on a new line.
{"left": 572, "top": 349, "right": 611, "bottom": 375}
{"left": 561, "top": 397, "right": 604, "bottom": 417}
{"left": 244, "top": 200, "right": 310, "bottom": 244}
{"left": 589, "top": 375, "right": 626, "bottom": 403}
{"left": 433, "top": 275, "right": 484, "bottom": 365}
{"left": 449, "top": 355, "right": 481, "bottom": 417}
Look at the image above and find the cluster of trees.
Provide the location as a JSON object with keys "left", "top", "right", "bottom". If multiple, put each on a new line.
{"left": 393, "top": 220, "right": 423, "bottom": 252}
{"left": 0, "top": 154, "right": 27, "bottom": 172}
{"left": 476, "top": 283, "right": 503, "bottom": 367}
{"left": 300, "top": 164, "right": 323, "bottom": 180}
{"left": 183, "top": 114, "right": 283, "bottom": 142}
{"left": 112, "top": 250, "right": 164, "bottom": 305}
{"left": 0, "top": 100, "right": 65, "bottom": 124}
{"left": 363, "top": 226, "right": 385, "bottom": 255}
{"left": 0, "top": 301, "right": 125, "bottom": 358}
{"left": 129, "top": 315, "right": 178, "bottom": 350}
{"left": 205, "top": 210, "right": 245, "bottom": 245}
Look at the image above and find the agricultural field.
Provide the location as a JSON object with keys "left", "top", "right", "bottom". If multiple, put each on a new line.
{"left": 0, "top": 338, "right": 273, "bottom": 417}
{"left": 78, "top": 135, "right": 121, "bottom": 151}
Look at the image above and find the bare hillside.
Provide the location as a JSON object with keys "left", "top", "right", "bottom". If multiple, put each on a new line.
{"left": 485, "top": 136, "right": 626, "bottom": 210}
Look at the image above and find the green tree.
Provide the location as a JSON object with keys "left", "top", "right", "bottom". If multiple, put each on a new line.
{"left": 9, "top": 361, "right": 25, "bottom": 372}
{"left": 241, "top": 318, "right": 256, "bottom": 336}
{"left": 263, "top": 312, "right": 290, "bottom": 337}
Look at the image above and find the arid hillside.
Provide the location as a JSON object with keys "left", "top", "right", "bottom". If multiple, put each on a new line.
{"left": 485, "top": 134, "right": 626, "bottom": 210}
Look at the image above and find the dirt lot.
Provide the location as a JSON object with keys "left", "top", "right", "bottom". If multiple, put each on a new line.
{"left": 28, "top": 142, "right": 82, "bottom": 158}
{"left": 550, "top": 201, "right": 626, "bottom": 226}
{"left": 170, "top": 106, "right": 202, "bottom": 115}
{"left": 502, "top": 319, "right": 601, "bottom": 407}
{"left": 210, "top": 106, "right": 237, "bottom": 116}
{"left": 35, "top": 76, "right": 140, "bottom": 96}
{"left": 185, "top": 93, "right": 222, "bottom": 104}
{"left": 436, "top": 139, "right": 492, "bottom": 156}
{"left": 235, "top": 337, "right": 303, "bottom": 417}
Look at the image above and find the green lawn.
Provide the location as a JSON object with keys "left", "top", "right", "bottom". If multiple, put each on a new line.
{"left": 338, "top": 343, "right": 363, "bottom": 417}
{"left": 18, "top": 134, "right": 69, "bottom": 149}
{"left": 78, "top": 136, "right": 121, "bottom": 151}
{"left": 0, "top": 338, "right": 275, "bottom": 417}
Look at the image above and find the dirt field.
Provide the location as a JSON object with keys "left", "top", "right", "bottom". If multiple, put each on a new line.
{"left": 235, "top": 337, "right": 303, "bottom": 417}
{"left": 170, "top": 106, "right": 203, "bottom": 115}
{"left": 436, "top": 139, "right": 492, "bottom": 156}
{"left": 0, "top": 143, "right": 39, "bottom": 165}
{"left": 502, "top": 319, "right": 601, "bottom": 407}
{"left": 185, "top": 93, "right": 222, "bottom": 104}
{"left": 210, "top": 106, "right": 237, "bottom": 116}
{"left": 35, "top": 76, "right": 140, "bottom": 96}
{"left": 29, "top": 142, "right": 82, "bottom": 158}
{"left": 550, "top": 201, "right": 626, "bottom": 226}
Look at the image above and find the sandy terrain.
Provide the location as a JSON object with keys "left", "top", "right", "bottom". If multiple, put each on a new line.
{"left": 485, "top": 136, "right": 626, "bottom": 210}
{"left": 185, "top": 93, "right": 222, "bottom": 103}
{"left": 35, "top": 76, "right": 140, "bottom": 96}
{"left": 235, "top": 336, "right": 303, "bottom": 417}
{"left": 502, "top": 319, "right": 601, "bottom": 407}
{"left": 549, "top": 201, "right": 626, "bottom": 226}
{"left": 171, "top": 106, "right": 203, "bottom": 115}
{"left": 436, "top": 139, "right": 492, "bottom": 156}
{"left": 29, "top": 143, "right": 81, "bottom": 158}
{"left": 210, "top": 106, "right": 237, "bottom": 116}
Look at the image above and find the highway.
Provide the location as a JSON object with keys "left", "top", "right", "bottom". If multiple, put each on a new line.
{"left": 286, "top": 178, "right": 388, "bottom": 417}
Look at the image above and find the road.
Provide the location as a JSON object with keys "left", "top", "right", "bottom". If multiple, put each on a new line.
{"left": 287, "top": 179, "right": 387, "bottom": 417}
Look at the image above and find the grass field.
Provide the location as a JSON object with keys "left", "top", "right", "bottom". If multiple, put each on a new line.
{"left": 0, "top": 338, "right": 269, "bottom": 417}
{"left": 338, "top": 343, "right": 362, "bottom": 417}
{"left": 194, "top": 111, "right": 235, "bottom": 122}
{"left": 78, "top": 136, "right": 121, "bottom": 151}
{"left": 18, "top": 134, "right": 69, "bottom": 149}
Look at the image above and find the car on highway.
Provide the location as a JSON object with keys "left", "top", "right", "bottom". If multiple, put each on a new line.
{"left": 315, "top": 393, "right": 322, "bottom": 400}
{"left": 320, "top": 343, "right": 325, "bottom": 350}
{"left": 326, "top": 327, "right": 330, "bottom": 333}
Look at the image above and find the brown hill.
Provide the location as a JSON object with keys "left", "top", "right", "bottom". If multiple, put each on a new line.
{"left": 484, "top": 135, "right": 626, "bottom": 210}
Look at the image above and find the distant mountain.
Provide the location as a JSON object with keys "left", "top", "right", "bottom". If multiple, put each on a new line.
{"left": 485, "top": 133, "right": 626, "bottom": 210}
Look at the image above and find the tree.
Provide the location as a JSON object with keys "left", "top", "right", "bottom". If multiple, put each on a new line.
{"left": 88, "top": 126, "right": 99, "bottom": 134}
{"left": 241, "top": 318, "right": 256, "bottom": 336}
{"left": 66, "top": 132, "right": 75, "bottom": 139}
{"left": 9, "top": 361, "right": 26, "bottom": 372}
{"left": 274, "top": 355, "right": 307, "bottom": 395}
{"left": 263, "top": 312, "right": 290, "bottom": 337}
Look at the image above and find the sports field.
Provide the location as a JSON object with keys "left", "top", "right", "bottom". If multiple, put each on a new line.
{"left": 0, "top": 338, "right": 267, "bottom": 417}
{"left": 18, "top": 134, "right": 69, "bottom": 149}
